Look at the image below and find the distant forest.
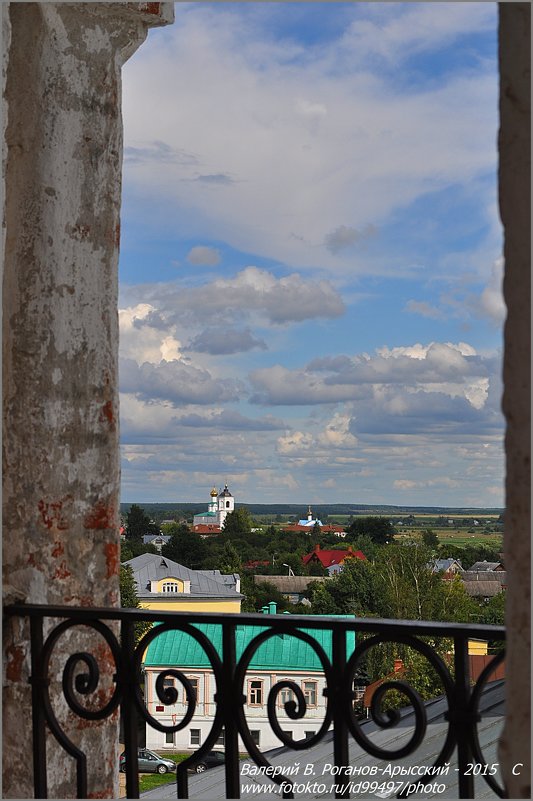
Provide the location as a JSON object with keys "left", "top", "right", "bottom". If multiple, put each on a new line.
{"left": 120, "top": 502, "right": 504, "bottom": 520}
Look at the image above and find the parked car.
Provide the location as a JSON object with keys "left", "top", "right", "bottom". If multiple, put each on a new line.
{"left": 119, "top": 748, "right": 177, "bottom": 774}
{"left": 194, "top": 751, "right": 225, "bottom": 773}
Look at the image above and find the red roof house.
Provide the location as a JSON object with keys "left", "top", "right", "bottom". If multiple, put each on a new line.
{"left": 302, "top": 543, "right": 366, "bottom": 570}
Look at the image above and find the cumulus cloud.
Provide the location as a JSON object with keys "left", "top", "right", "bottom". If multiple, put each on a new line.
{"left": 119, "top": 304, "right": 183, "bottom": 363}
{"left": 250, "top": 364, "right": 362, "bottom": 406}
{"left": 185, "top": 326, "right": 267, "bottom": 355}
{"left": 324, "top": 224, "right": 377, "bottom": 254}
{"left": 195, "top": 267, "right": 344, "bottom": 323}
{"left": 186, "top": 246, "right": 221, "bottom": 266}
{"left": 251, "top": 342, "right": 499, "bottom": 428}
{"left": 477, "top": 257, "right": 506, "bottom": 324}
{"left": 119, "top": 357, "right": 244, "bottom": 406}
{"left": 277, "top": 414, "right": 358, "bottom": 457}
{"left": 129, "top": 267, "right": 345, "bottom": 326}
{"left": 178, "top": 410, "right": 285, "bottom": 431}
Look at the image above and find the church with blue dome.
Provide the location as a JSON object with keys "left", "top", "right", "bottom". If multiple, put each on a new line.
{"left": 297, "top": 505, "right": 323, "bottom": 527}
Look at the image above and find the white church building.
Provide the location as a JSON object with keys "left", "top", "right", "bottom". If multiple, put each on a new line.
{"left": 297, "top": 506, "right": 323, "bottom": 527}
{"left": 193, "top": 484, "right": 235, "bottom": 530}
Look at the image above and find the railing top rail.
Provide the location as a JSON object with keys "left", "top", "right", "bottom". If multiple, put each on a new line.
{"left": 3, "top": 602, "right": 505, "bottom": 639}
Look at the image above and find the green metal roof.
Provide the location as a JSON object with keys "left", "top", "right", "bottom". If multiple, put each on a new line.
{"left": 144, "top": 620, "right": 356, "bottom": 671}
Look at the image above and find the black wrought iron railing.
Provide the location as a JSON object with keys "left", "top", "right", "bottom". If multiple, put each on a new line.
{"left": 4, "top": 604, "right": 505, "bottom": 799}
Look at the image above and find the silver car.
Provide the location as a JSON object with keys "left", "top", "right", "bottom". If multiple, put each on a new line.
{"left": 120, "top": 748, "right": 177, "bottom": 774}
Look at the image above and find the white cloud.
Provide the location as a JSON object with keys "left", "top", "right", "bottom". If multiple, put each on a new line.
{"left": 120, "top": 357, "right": 244, "bottom": 406}
{"left": 478, "top": 257, "right": 506, "bottom": 324}
{"left": 122, "top": 4, "right": 498, "bottom": 275}
{"left": 124, "top": 267, "right": 345, "bottom": 326}
{"left": 254, "top": 341, "right": 494, "bottom": 410}
{"left": 186, "top": 245, "right": 221, "bottom": 266}
{"left": 324, "top": 224, "right": 377, "bottom": 254}
{"left": 277, "top": 413, "right": 358, "bottom": 458}
{"left": 119, "top": 304, "right": 183, "bottom": 363}
{"left": 185, "top": 326, "right": 267, "bottom": 355}
{"left": 337, "top": 4, "right": 496, "bottom": 69}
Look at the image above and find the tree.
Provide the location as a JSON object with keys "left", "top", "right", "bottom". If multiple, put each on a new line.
{"left": 161, "top": 524, "right": 207, "bottom": 569}
{"left": 119, "top": 564, "right": 151, "bottom": 643}
{"left": 480, "top": 591, "right": 506, "bottom": 626}
{"left": 222, "top": 508, "right": 253, "bottom": 538}
{"left": 125, "top": 504, "right": 159, "bottom": 540}
{"left": 421, "top": 529, "right": 439, "bottom": 549}
{"left": 245, "top": 580, "right": 291, "bottom": 613}
{"left": 346, "top": 534, "right": 381, "bottom": 562}
{"left": 346, "top": 516, "right": 395, "bottom": 545}
{"left": 218, "top": 541, "right": 243, "bottom": 575}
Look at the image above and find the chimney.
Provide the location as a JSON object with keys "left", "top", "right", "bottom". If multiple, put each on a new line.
{"left": 268, "top": 601, "right": 277, "bottom": 615}
{"left": 394, "top": 659, "right": 403, "bottom": 673}
{"left": 262, "top": 605, "right": 269, "bottom": 615}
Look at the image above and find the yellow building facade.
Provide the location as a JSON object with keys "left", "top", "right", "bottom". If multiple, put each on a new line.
{"left": 125, "top": 554, "right": 242, "bottom": 614}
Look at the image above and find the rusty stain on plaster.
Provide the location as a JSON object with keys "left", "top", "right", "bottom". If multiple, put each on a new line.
{"left": 63, "top": 594, "right": 94, "bottom": 607}
{"left": 100, "top": 400, "right": 115, "bottom": 427}
{"left": 84, "top": 502, "right": 114, "bottom": 530}
{"left": 104, "top": 542, "right": 119, "bottom": 578}
{"left": 38, "top": 498, "right": 70, "bottom": 531}
{"left": 5, "top": 645, "right": 25, "bottom": 682}
{"left": 51, "top": 540, "right": 65, "bottom": 558}
{"left": 54, "top": 561, "right": 71, "bottom": 579}
{"left": 139, "top": 3, "right": 162, "bottom": 15}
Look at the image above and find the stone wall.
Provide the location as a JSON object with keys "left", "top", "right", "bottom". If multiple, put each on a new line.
{"left": 498, "top": 4, "right": 531, "bottom": 798}
{"left": 2, "top": 4, "right": 173, "bottom": 797}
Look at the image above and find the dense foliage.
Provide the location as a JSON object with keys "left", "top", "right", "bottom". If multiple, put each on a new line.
{"left": 346, "top": 516, "right": 396, "bottom": 545}
{"left": 119, "top": 564, "right": 151, "bottom": 643}
{"left": 124, "top": 503, "right": 159, "bottom": 540}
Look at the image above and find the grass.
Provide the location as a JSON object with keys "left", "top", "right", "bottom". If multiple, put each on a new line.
{"left": 139, "top": 771, "right": 178, "bottom": 793}
{"left": 136, "top": 753, "right": 189, "bottom": 794}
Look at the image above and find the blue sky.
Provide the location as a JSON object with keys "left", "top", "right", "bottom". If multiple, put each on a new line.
{"left": 118, "top": 2, "right": 504, "bottom": 507}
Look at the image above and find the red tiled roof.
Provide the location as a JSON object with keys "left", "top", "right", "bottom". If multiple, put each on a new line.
{"left": 193, "top": 524, "right": 221, "bottom": 534}
{"left": 302, "top": 544, "right": 366, "bottom": 567}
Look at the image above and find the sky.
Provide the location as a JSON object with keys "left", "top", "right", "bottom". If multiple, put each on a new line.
{"left": 118, "top": 2, "right": 504, "bottom": 508}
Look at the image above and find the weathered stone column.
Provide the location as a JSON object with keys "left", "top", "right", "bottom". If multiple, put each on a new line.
{"left": 498, "top": 3, "right": 531, "bottom": 798}
{"left": 2, "top": 3, "right": 173, "bottom": 797}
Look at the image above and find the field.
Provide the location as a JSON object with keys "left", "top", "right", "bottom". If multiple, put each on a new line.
{"left": 310, "top": 512, "right": 503, "bottom": 551}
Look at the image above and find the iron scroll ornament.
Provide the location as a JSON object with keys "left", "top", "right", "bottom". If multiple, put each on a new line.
{"left": 38, "top": 618, "right": 124, "bottom": 798}
{"left": 234, "top": 626, "right": 335, "bottom": 797}
{"left": 345, "top": 632, "right": 458, "bottom": 798}
{"left": 132, "top": 622, "right": 228, "bottom": 777}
